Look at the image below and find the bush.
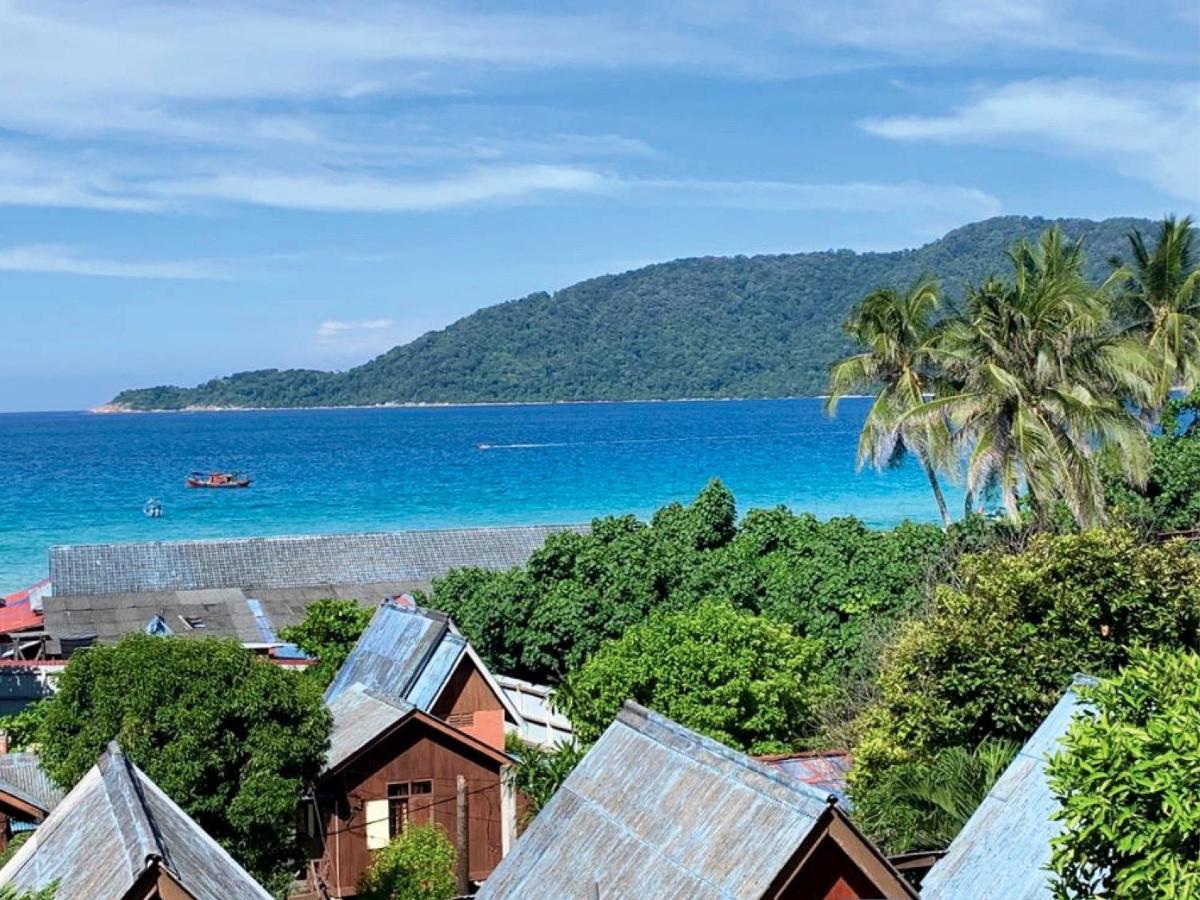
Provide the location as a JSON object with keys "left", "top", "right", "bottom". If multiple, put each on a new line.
{"left": 555, "top": 598, "right": 832, "bottom": 754}
{"left": 1048, "top": 647, "right": 1200, "bottom": 898}
{"left": 850, "top": 527, "right": 1200, "bottom": 848}
{"left": 35, "top": 635, "right": 331, "bottom": 887}
{"left": 358, "top": 823, "right": 457, "bottom": 900}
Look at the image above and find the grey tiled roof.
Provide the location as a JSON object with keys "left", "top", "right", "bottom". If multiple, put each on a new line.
{"left": 921, "top": 677, "right": 1095, "bottom": 900}
{"left": 42, "top": 582, "right": 410, "bottom": 646}
{"left": 326, "top": 684, "right": 415, "bottom": 772}
{"left": 0, "top": 752, "right": 64, "bottom": 816}
{"left": 325, "top": 600, "right": 464, "bottom": 709}
{"left": 50, "top": 524, "right": 585, "bottom": 596}
{"left": 477, "top": 702, "right": 835, "bottom": 900}
{"left": 0, "top": 742, "right": 272, "bottom": 900}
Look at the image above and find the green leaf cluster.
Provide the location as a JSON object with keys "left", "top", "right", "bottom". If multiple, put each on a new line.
{"left": 278, "top": 598, "right": 375, "bottom": 687}
{"left": 357, "top": 822, "right": 457, "bottom": 900}
{"left": 554, "top": 598, "right": 832, "bottom": 754}
{"left": 0, "top": 885, "right": 57, "bottom": 900}
{"left": 431, "top": 481, "right": 945, "bottom": 688}
{"left": 1048, "top": 647, "right": 1200, "bottom": 898}
{"left": 34, "top": 635, "right": 332, "bottom": 888}
{"left": 850, "top": 527, "right": 1200, "bottom": 851}
{"left": 502, "top": 734, "right": 587, "bottom": 827}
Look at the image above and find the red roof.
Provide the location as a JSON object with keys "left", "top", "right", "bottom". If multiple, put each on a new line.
{"left": 3, "top": 579, "right": 50, "bottom": 604}
{"left": 0, "top": 598, "right": 44, "bottom": 634}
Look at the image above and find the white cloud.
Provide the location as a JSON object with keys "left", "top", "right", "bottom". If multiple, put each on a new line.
{"left": 861, "top": 79, "right": 1200, "bottom": 204}
{"left": 155, "top": 164, "right": 609, "bottom": 212}
{"left": 316, "top": 319, "right": 395, "bottom": 340}
{"left": 0, "top": 244, "right": 227, "bottom": 279}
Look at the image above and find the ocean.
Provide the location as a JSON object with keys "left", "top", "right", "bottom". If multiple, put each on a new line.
{"left": 0, "top": 399, "right": 958, "bottom": 591}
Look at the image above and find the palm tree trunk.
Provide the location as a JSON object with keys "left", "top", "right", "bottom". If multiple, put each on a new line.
{"left": 919, "top": 451, "right": 951, "bottom": 528}
{"left": 963, "top": 489, "right": 975, "bottom": 518}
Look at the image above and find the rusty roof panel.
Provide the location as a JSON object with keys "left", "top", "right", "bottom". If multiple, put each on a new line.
{"left": 477, "top": 702, "right": 833, "bottom": 900}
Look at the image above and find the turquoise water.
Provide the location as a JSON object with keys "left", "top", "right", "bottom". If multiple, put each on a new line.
{"left": 0, "top": 399, "right": 958, "bottom": 591}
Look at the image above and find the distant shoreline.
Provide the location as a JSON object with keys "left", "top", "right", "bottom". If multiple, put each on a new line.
{"left": 90, "top": 395, "right": 871, "bottom": 414}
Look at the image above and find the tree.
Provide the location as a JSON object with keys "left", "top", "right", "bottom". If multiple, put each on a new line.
{"left": 919, "top": 227, "right": 1153, "bottom": 527}
{"left": 852, "top": 738, "right": 1017, "bottom": 853}
{"left": 357, "top": 823, "right": 457, "bottom": 900}
{"left": 555, "top": 598, "right": 832, "bottom": 754}
{"left": 827, "top": 277, "right": 953, "bottom": 526}
{"left": 278, "top": 598, "right": 375, "bottom": 686}
{"left": 503, "top": 735, "right": 586, "bottom": 826}
{"left": 1113, "top": 215, "right": 1200, "bottom": 407}
{"left": 1048, "top": 647, "right": 1200, "bottom": 898}
{"left": 35, "top": 635, "right": 331, "bottom": 889}
{"left": 850, "top": 527, "right": 1200, "bottom": 847}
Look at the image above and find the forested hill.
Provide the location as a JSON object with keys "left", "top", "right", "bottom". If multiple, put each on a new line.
{"left": 110, "top": 215, "right": 1152, "bottom": 410}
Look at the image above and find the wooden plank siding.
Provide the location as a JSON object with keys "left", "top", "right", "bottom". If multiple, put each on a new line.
{"left": 431, "top": 658, "right": 507, "bottom": 750}
{"left": 315, "top": 716, "right": 506, "bottom": 896}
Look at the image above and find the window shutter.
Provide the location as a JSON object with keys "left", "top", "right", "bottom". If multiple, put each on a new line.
{"left": 365, "top": 800, "right": 390, "bottom": 850}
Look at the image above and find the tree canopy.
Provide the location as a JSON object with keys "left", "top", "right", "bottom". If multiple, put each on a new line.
{"left": 555, "top": 598, "right": 831, "bottom": 754}
{"left": 278, "top": 598, "right": 375, "bottom": 687}
{"left": 35, "top": 635, "right": 331, "bottom": 890}
{"left": 1048, "top": 647, "right": 1200, "bottom": 898}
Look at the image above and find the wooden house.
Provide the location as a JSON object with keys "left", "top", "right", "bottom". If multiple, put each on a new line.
{"left": 0, "top": 742, "right": 272, "bottom": 900}
{"left": 477, "top": 702, "right": 916, "bottom": 900}
{"left": 297, "top": 600, "right": 523, "bottom": 898}
{"left": 0, "top": 751, "right": 63, "bottom": 854}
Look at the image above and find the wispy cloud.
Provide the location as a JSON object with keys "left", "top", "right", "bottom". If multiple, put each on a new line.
{"left": 0, "top": 244, "right": 228, "bottom": 279}
{"left": 861, "top": 78, "right": 1200, "bottom": 204}
{"left": 316, "top": 318, "right": 395, "bottom": 340}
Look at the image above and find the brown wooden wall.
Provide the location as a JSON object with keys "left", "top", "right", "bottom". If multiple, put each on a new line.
{"left": 314, "top": 717, "right": 505, "bottom": 897}
{"left": 431, "top": 657, "right": 507, "bottom": 750}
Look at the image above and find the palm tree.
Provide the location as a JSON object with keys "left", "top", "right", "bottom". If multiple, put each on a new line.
{"left": 917, "top": 227, "right": 1153, "bottom": 527}
{"left": 1113, "top": 215, "right": 1200, "bottom": 408}
{"left": 826, "top": 276, "right": 953, "bottom": 527}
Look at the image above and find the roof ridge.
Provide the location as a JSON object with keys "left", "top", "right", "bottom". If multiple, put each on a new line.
{"left": 98, "top": 742, "right": 170, "bottom": 879}
{"left": 617, "top": 702, "right": 835, "bottom": 808}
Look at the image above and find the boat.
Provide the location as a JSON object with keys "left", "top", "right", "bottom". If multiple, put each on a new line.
{"left": 186, "top": 471, "right": 251, "bottom": 489}
{"left": 143, "top": 498, "right": 163, "bottom": 518}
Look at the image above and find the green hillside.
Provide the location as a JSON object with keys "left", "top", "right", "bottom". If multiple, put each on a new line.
{"left": 110, "top": 215, "right": 1151, "bottom": 409}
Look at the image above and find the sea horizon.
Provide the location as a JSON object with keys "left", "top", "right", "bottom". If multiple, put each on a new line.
{"left": 0, "top": 398, "right": 957, "bottom": 591}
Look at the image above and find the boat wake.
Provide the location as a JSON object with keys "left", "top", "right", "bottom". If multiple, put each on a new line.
{"left": 475, "top": 429, "right": 856, "bottom": 450}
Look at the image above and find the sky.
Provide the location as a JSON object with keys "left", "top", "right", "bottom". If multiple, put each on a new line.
{"left": 0, "top": 1, "right": 1197, "bottom": 411}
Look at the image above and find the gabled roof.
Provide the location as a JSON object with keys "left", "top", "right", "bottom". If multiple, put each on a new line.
{"left": 921, "top": 677, "right": 1095, "bottom": 899}
{"left": 324, "top": 600, "right": 522, "bottom": 726}
{"left": 0, "top": 742, "right": 272, "bottom": 900}
{"left": 49, "top": 524, "right": 585, "bottom": 596}
{"left": 324, "top": 683, "right": 511, "bottom": 776}
{"left": 478, "top": 703, "right": 867, "bottom": 900}
{"left": 0, "top": 753, "right": 64, "bottom": 817}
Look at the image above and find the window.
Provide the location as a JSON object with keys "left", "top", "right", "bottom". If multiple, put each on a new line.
{"left": 387, "top": 780, "right": 432, "bottom": 838}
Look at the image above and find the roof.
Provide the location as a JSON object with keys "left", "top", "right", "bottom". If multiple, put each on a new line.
{"left": 477, "top": 702, "right": 839, "bottom": 900}
{"left": 324, "top": 683, "right": 511, "bottom": 775}
{"left": 0, "top": 753, "right": 65, "bottom": 816}
{"left": 324, "top": 600, "right": 523, "bottom": 726}
{"left": 49, "top": 524, "right": 585, "bottom": 596}
{"left": 921, "top": 677, "right": 1095, "bottom": 899}
{"left": 757, "top": 750, "right": 852, "bottom": 807}
{"left": 0, "top": 742, "right": 272, "bottom": 900}
{"left": 0, "top": 598, "right": 44, "bottom": 636}
{"left": 42, "top": 582, "right": 410, "bottom": 647}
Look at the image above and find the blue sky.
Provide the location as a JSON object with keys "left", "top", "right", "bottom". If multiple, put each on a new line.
{"left": 0, "top": 1, "right": 1197, "bottom": 410}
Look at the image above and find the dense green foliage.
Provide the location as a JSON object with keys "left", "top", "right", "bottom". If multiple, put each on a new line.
{"left": 849, "top": 527, "right": 1200, "bottom": 851}
{"left": 35, "top": 635, "right": 331, "bottom": 889}
{"left": 556, "top": 599, "right": 830, "bottom": 754}
{"left": 853, "top": 738, "right": 1018, "bottom": 853}
{"left": 0, "top": 699, "right": 48, "bottom": 751}
{"left": 430, "top": 481, "right": 945, "bottom": 686}
{"left": 0, "top": 885, "right": 57, "bottom": 900}
{"left": 357, "top": 823, "right": 458, "bottom": 900}
{"left": 1048, "top": 648, "right": 1200, "bottom": 898}
{"left": 110, "top": 217, "right": 1147, "bottom": 409}
{"left": 278, "top": 598, "right": 375, "bottom": 687}
{"left": 503, "top": 734, "right": 587, "bottom": 826}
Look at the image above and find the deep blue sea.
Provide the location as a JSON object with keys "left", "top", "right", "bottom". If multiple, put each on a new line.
{"left": 0, "top": 399, "right": 959, "bottom": 591}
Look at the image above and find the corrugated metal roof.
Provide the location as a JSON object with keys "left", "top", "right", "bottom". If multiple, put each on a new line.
{"left": 0, "top": 742, "right": 272, "bottom": 900}
{"left": 0, "top": 752, "right": 64, "bottom": 815}
{"left": 477, "top": 702, "right": 835, "bottom": 900}
{"left": 326, "top": 684, "right": 415, "bottom": 772}
{"left": 758, "top": 751, "right": 852, "bottom": 808}
{"left": 49, "top": 524, "right": 586, "bottom": 596}
{"left": 325, "top": 600, "right": 460, "bottom": 708}
{"left": 921, "top": 677, "right": 1096, "bottom": 900}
